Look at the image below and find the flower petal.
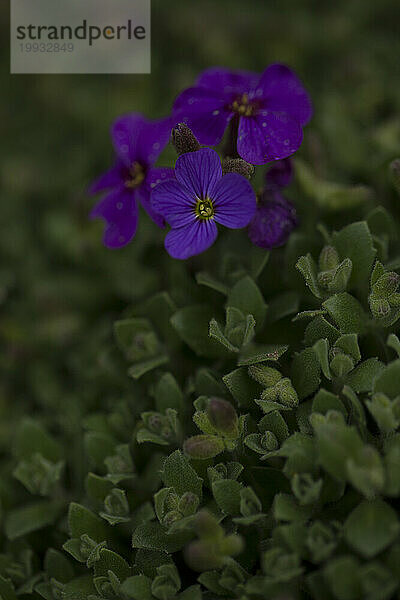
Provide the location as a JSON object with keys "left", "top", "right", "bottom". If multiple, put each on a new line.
{"left": 89, "top": 161, "right": 124, "bottom": 194}
{"left": 90, "top": 185, "right": 138, "bottom": 248}
{"left": 137, "top": 167, "right": 175, "bottom": 228}
{"left": 237, "top": 112, "right": 303, "bottom": 165}
{"left": 111, "top": 114, "right": 171, "bottom": 168}
{"left": 151, "top": 179, "right": 196, "bottom": 228}
{"left": 175, "top": 148, "right": 222, "bottom": 200}
{"left": 165, "top": 219, "right": 218, "bottom": 260}
{"left": 265, "top": 158, "right": 293, "bottom": 189}
{"left": 111, "top": 113, "right": 147, "bottom": 167}
{"left": 213, "top": 173, "right": 256, "bottom": 228}
{"left": 136, "top": 117, "right": 173, "bottom": 166}
{"left": 257, "top": 63, "right": 313, "bottom": 126}
{"left": 248, "top": 192, "right": 298, "bottom": 249}
{"left": 196, "top": 67, "right": 259, "bottom": 96}
{"left": 173, "top": 87, "right": 232, "bottom": 146}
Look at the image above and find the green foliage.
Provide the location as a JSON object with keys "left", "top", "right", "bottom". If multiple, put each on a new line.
{"left": 3, "top": 2, "right": 400, "bottom": 598}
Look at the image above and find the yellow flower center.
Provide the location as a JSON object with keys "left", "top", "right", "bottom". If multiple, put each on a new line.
{"left": 125, "top": 162, "right": 145, "bottom": 189}
{"left": 231, "top": 93, "right": 255, "bottom": 117}
{"left": 195, "top": 197, "right": 215, "bottom": 220}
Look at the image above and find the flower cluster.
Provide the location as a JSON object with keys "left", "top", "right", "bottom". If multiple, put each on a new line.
{"left": 90, "top": 64, "right": 312, "bottom": 258}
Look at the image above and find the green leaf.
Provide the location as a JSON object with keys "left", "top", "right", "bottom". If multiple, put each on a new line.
{"left": 332, "top": 222, "right": 376, "bottom": 291}
{"left": 68, "top": 503, "right": 109, "bottom": 542}
{"left": 373, "top": 359, "right": 400, "bottom": 398}
{"left": 323, "top": 556, "right": 361, "bottom": 600}
{"left": 84, "top": 431, "right": 117, "bottom": 469}
{"left": 0, "top": 576, "right": 18, "bottom": 600}
{"left": 5, "top": 500, "right": 60, "bottom": 540}
{"left": 345, "top": 358, "right": 385, "bottom": 393}
{"left": 171, "top": 305, "right": 230, "bottom": 358}
{"left": 44, "top": 548, "right": 74, "bottom": 583}
{"left": 327, "top": 258, "right": 353, "bottom": 293}
{"left": 209, "top": 318, "right": 239, "bottom": 352}
{"left": 311, "top": 413, "right": 363, "bottom": 480}
{"left": 273, "top": 493, "right": 312, "bottom": 522}
{"left": 296, "top": 254, "right": 322, "bottom": 298}
{"left": 387, "top": 333, "right": 400, "bottom": 358}
{"left": 267, "top": 292, "right": 300, "bottom": 322}
{"left": 114, "top": 318, "right": 160, "bottom": 362}
{"left": 227, "top": 276, "right": 267, "bottom": 328}
{"left": 128, "top": 354, "right": 169, "bottom": 380}
{"left": 323, "top": 293, "right": 367, "bottom": 334}
{"left": 63, "top": 575, "right": 96, "bottom": 600}
{"left": 212, "top": 479, "right": 242, "bottom": 516}
{"left": 223, "top": 367, "right": 262, "bottom": 408}
{"left": 154, "top": 373, "right": 184, "bottom": 413}
{"left": 291, "top": 348, "right": 321, "bottom": 400}
{"left": 162, "top": 451, "right": 202, "bottom": 498}
{"left": 238, "top": 344, "right": 288, "bottom": 366}
{"left": 195, "top": 271, "right": 229, "bottom": 295}
{"left": 304, "top": 316, "right": 339, "bottom": 346}
{"left": 121, "top": 575, "right": 153, "bottom": 600}
{"left": 93, "top": 548, "right": 131, "bottom": 580}
{"left": 14, "top": 419, "right": 62, "bottom": 462}
{"left": 312, "top": 389, "right": 347, "bottom": 417}
{"left": 344, "top": 500, "right": 399, "bottom": 558}
{"left": 313, "top": 338, "right": 331, "bottom": 380}
{"left": 132, "top": 521, "right": 192, "bottom": 553}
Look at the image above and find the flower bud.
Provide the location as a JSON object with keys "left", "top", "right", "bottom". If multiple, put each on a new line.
{"left": 222, "top": 157, "right": 254, "bottom": 179}
{"left": 370, "top": 297, "right": 391, "bottom": 319}
{"left": 171, "top": 123, "right": 200, "bottom": 155}
{"left": 248, "top": 364, "right": 282, "bottom": 387}
{"left": 184, "top": 540, "right": 223, "bottom": 572}
{"left": 193, "top": 509, "right": 221, "bottom": 537}
{"left": 163, "top": 510, "right": 182, "bottom": 527}
{"left": 206, "top": 398, "right": 239, "bottom": 437}
{"left": 373, "top": 272, "right": 399, "bottom": 296}
{"left": 183, "top": 434, "right": 224, "bottom": 460}
{"left": 275, "top": 378, "right": 299, "bottom": 407}
{"left": 261, "top": 431, "right": 279, "bottom": 451}
{"left": 219, "top": 534, "right": 244, "bottom": 557}
{"left": 178, "top": 492, "right": 199, "bottom": 516}
{"left": 318, "top": 270, "right": 335, "bottom": 289}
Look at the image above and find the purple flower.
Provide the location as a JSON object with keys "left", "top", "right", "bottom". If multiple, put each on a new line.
{"left": 248, "top": 159, "right": 298, "bottom": 249}
{"left": 90, "top": 113, "right": 174, "bottom": 248}
{"left": 173, "top": 64, "right": 312, "bottom": 165}
{"left": 152, "top": 148, "right": 256, "bottom": 259}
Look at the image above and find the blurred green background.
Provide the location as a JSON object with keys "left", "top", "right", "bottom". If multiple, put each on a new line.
{"left": 1, "top": 0, "right": 400, "bottom": 469}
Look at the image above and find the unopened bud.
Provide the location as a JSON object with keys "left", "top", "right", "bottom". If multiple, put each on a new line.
{"left": 261, "top": 431, "right": 279, "bottom": 451}
{"left": 206, "top": 398, "right": 238, "bottom": 437}
{"left": 222, "top": 158, "right": 254, "bottom": 179}
{"left": 171, "top": 123, "right": 200, "bottom": 155}
{"left": 183, "top": 434, "right": 224, "bottom": 460}
{"left": 373, "top": 272, "right": 399, "bottom": 296}
{"left": 275, "top": 378, "right": 299, "bottom": 407}
{"left": 318, "top": 270, "right": 335, "bottom": 289}
{"left": 184, "top": 540, "right": 223, "bottom": 572}
{"left": 178, "top": 492, "right": 199, "bottom": 516}
{"left": 370, "top": 297, "right": 391, "bottom": 319}
{"left": 193, "top": 509, "right": 221, "bottom": 538}
{"left": 163, "top": 510, "right": 182, "bottom": 527}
